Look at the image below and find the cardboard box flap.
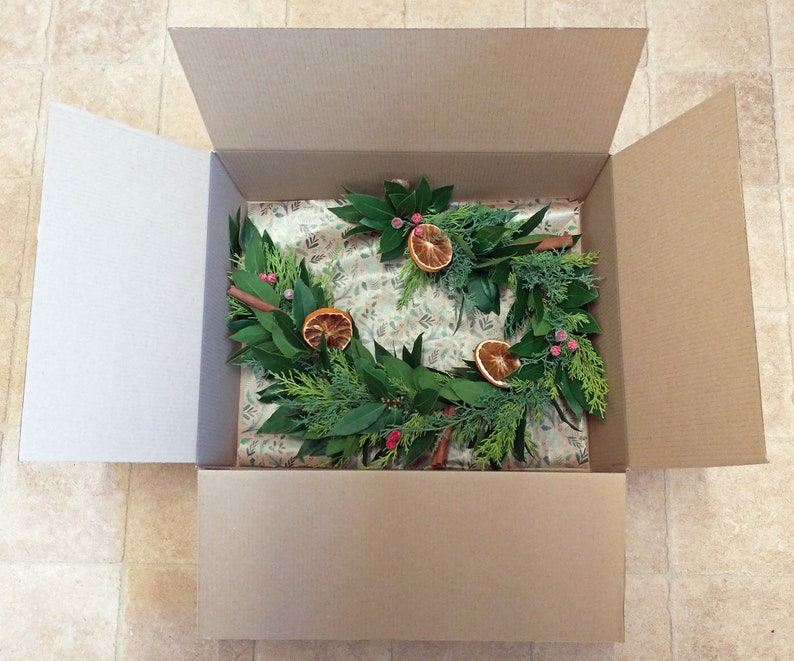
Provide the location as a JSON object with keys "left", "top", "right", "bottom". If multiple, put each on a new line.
{"left": 170, "top": 27, "right": 646, "bottom": 156}
{"left": 198, "top": 470, "right": 626, "bottom": 642}
{"left": 607, "top": 88, "right": 765, "bottom": 468}
{"left": 21, "top": 105, "right": 212, "bottom": 463}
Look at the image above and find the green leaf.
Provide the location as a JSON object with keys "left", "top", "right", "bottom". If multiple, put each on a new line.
{"left": 259, "top": 404, "right": 303, "bottom": 434}
{"left": 530, "top": 287, "right": 545, "bottom": 321}
{"left": 243, "top": 243, "right": 266, "bottom": 276}
{"left": 229, "top": 324, "right": 269, "bottom": 345}
{"left": 387, "top": 192, "right": 408, "bottom": 211}
{"left": 296, "top": 439, "right": 327, "bottom": 460}
{"left": 257, "top": 382, "right": 286, "bottom": 403}
{"left": 557, "top": 371, "right": 584, "bottom": 419}
{"left": 358, "top": 216, "right": 391, "bottom": 231}
{"left": 414, "top": 388, "right": 439, "bottom": 415}
{"left": 346, "top": 194, "right": 395, "bottom": 222}
{"left": 410, "top": 333, "right": 423, "bottom": 368}
{"left": 415, "top": 177, "right": 431, "bottom": 213}
{"left": 491, "top": 261, "right": 512, "bottom": 284}
{"left": 439, "top": 379, "right": 493, "bottom": 406}
{"left": 411, "top": 365, "right": 440, "bottom": 392}
{"left": 487, "top": 236, "right": 554, "bottom": 259}
{"left": 505, "top": 287, "right": 529, "bottom": 332}
{"left": 563, "top": 282, "right": 598, "bottom": 308}
{"left": 380, "top": 244, "right": 406, "bottom": 262}
{"left": 471, "top": 225, "right": 510, "bottom": 254}
{"left": 329, "top": 204, "right": 364, "bottom": 223}
{"left": 357, "top": 360, "right": 395, "bottom": 399}
{"left": 509, "top": 333, "right": 547, "bottom": 356}
{"left": 373, "top": 340, "right": 393, "bottom": 361}
{"left": 342, "top": 225, "right": 374, "bottom": 239}
{"left": 230, "top": 269, "right": 280, "bottom": 306}
{"left": 348, "top": 338, "right": 375, "bottom": 364}
{"left": 513, "top": 410, "right": 526, "bottom": 462}
{"left": 227, "top": 318, "right": 257, "bottom": 333}
{"left": 468, "top": 273, "right": 500, "bottom": 315}
{"left": 429, "top": 185, "right": 454, "bottom": 213}
{"left": 291, "top": 278, "right": 316, "bottom": 332}
{"left": 240, "top": 216, "right": 259, "bottom": 254}
{"left": 576, "top": 311, "right": 602, "bottom": 334}
{"left": 514, "top": 204, "right": 550, "bottom": 239}
{"left": 255, "top": 310, "right": 308, "bottom": 359}
{"left": 531, "top": 315, "right": 553, "bottom": 337}
{"left": 379, "top": 225, "right": 405, "bottom": 255}
{"left": 249, "top": 347, "right": 294, "bottom": 374}
{"left": 395, "top": 191, "right": 417, "bottom": 217}
{"left": 381, "top": 355, "right": 415, "bottom": 388}
{"left": 453, "top": 234, "right": 477, "bottom": 261}
{"left": 325, "top": 436, "right": 349, "bottom": 456}
{"left": 329, "top": 403, "right": 388, "bottom": 436}
{"left": 513, "top": 362, "right": 545, "bottom": 381}
{"left": 383, "top": 180, "right": 409, "bottom": 196}
{"left": 229, "top": 211, "right": 241, "bottom": 258}
{"left": 401, "top": 431, "right": 436, "bottom": 468}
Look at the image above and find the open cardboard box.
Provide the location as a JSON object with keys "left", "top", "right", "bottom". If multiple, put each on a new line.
{"left": 20, "top": 28, "right": 766, "bottom": 642}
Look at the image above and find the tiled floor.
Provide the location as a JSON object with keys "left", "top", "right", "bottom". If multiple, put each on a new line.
{"left": 1, "top": 2, "right": 792, "bottom": 659}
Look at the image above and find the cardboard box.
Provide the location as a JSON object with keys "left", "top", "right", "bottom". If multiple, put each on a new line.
{"left": 20, "top": 28, "right": 766, "bottom": 642}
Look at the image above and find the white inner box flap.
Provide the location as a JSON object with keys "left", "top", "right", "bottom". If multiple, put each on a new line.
{"left": 21, "top": 105, "right": 212, "bottom": 463}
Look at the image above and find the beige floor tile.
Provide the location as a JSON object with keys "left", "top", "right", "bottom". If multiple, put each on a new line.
{"left": 0, "top": 429, "right": 128, "bottom": 562}
{"left": 0, "top": 299, "right": 17, "bottom": 424}
{"left": 391, "top": 641, "right": 531, "bottom": 660}
{"left": 743, "top": 187, "right": 787, "bottom": 310}
{"left": 650, "top": 72, "right": 777, "bottom": 186}
{"left": 532, "top": 642, "right": 614, "bottom": 660}
{"left": 0, "top": 179, "right": 29, "bottom": 300}
{"left": 754, "top": 309, "right": 794, "bottom": 438}
{"left": 42, "top": 64, "right": 162, "bottom": 130}
{"left": 161, "top": 67, "right": 212, "bottom": 149}
{"left": 615, "top": 575, "right": 671, "bottom": 661}
{"left": 0, "top": 562, "right": 121, "bottom": 660}
{"left": 668, "top": 439, "right": 794, "bottom": 575}
{"left": 770, "top": 0, "right": 794, "bottom": 68}
{"left": 257, "top": 639, "right": 392, "bottom": 660}
{"left": 52, "top": 0, "right": 168, "bottom": 64}
{"left": 782, "top": 188, "right": 794, "bottom": 302}
{"left": 120, "top": 564, "right": 254, "bottom": 660}
{"left": 125, "top": 463, "right": 197, "bottom": 563}
{"left": 0, "top": 68, "right": 43, "bottom": 178}
{"left": 611, "top": 69, "right": 649, "bottom": 154}
{"left": 288, "top": 0, "right": 404, "bottom": 27}
{"left": 169, "top": 0, "right": 286, "bottom": 27}
{"left": 17, "top": 177, "right": 40, "bottom": 300}
{"left": 625, "top": 469, "right": 667, "bottom": 574}
{"left": 0, "top": 0, "right": 52, "bottom": 63}
{"left": 671, "top": 575, "right": 794, "bottom": 660}
{"left": 5, "top": 298, "right": 29, "bottom": 427}
{"left": 777, "top": 72, "right": 794, "bottom": 185}
{"left": 405, "top": 0, "right": 525, "bottom": 28}
{"left": 646, "top": 0, "right": 770, "bottom": 68}
{"left": 529, "top": 0, "right": 645, "bottom": 27}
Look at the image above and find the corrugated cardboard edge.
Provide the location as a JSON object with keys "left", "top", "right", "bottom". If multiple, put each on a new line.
{"left": 170, "top": 28, "right": 646, "bottom": 154}
{"left": 196, "top": 155, "right": 246, "bottom": 467}
{"left": 610, "top": 87, "right": 766, "bottom": 469}
{"left": 198, "top": 470, "right": 626, "bottom": 642}
{"left": 21, "top": 104, "right": 211, "bottom": 463}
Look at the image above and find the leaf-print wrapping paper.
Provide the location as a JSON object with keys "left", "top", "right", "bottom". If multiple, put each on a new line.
{"left": 238, "top": 199, "right": 589, "bottom": 470}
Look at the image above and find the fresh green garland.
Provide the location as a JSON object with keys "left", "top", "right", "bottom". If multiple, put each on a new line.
{"left": 226, "top": 181, "right": 608, "bottom": 469}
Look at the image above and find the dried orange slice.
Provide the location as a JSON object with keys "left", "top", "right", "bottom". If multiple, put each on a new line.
{"left": 407, "top": 224, "right": 453, "bottom": 272}
{"left": 474, "top": 340, "right": 521, "bottom": 388}
{"left": 301, "top": 307, "right": 354, "bottom": 350}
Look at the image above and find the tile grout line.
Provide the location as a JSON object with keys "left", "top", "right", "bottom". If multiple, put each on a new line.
{"left": 156, "top": 0, "right": 171, "bottom": 137}
{"left": 663, "top": 469, "right": 676, "bottom": 661}
{"left": 114, "top": 463, "right": 133, "bottom": 661}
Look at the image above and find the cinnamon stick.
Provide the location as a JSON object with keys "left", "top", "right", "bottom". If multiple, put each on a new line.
{"left": 431, "top": 404, "right": 459, "bottom": 469}
{"left": 227, "top": 285, "right": 281, "bottom": 313}
{"left": 534, "top": 235, "right": 573, "bottom": 252}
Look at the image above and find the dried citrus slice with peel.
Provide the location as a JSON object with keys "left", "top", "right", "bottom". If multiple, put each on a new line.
{"left": 301, "top": 307, "right": 354, "bottom": 350}
{"left": 407, "top": 224, "right": 453, "bottom": 272}
{"left": 474, "top": 340, "right": 521, "bottom": 388}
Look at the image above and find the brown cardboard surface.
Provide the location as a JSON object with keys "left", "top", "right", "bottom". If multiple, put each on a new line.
{"left": 218, "top": 151, "right": 607, "bottom": 202}
{"left": 580, "top": 161, "right": 629, "bottom": 472}
{"left": 171, "top": 28, "right": 645, "bottom": 155}
{"left": 198, "top": 469, "right": 626, "bottom": 642}
{"left": 608, "top": 88, "right": 765, "bottom": 468}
